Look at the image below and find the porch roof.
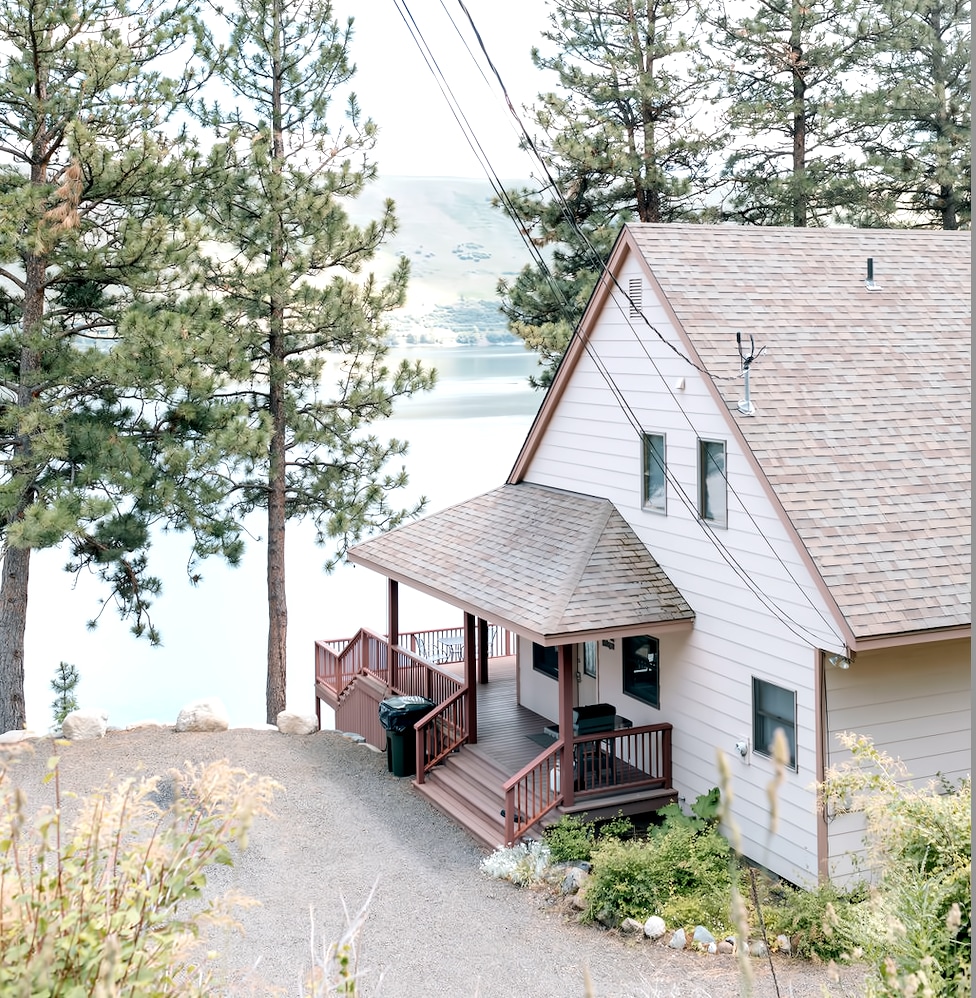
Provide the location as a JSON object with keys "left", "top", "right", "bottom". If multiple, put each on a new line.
{"left": 346, "top": 482, "right": 695, "bottom": 645}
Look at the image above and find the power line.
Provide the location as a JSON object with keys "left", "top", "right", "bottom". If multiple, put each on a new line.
{"left": 397, "top": 1, "right": 846, "bottom": 650}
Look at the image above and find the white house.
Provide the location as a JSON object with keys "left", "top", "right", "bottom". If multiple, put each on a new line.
{"left": 323, "top": 223, "right": 970, "bottom": 888}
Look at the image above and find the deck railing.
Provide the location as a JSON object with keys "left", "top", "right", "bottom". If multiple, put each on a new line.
{"left": 502, "top": 739, "right": 564, "bottom": 844}
{"left": 501, "top": 723, "right": 673, "bottom": 844}
{"left": 415, "top": 687, "right": 469, "bottom": 784}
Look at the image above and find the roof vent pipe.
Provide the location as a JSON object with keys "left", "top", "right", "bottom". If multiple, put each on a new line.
{"left": 865, "top": 257, "right": 879, "bottom": 290}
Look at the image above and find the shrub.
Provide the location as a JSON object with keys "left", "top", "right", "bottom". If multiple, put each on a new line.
{"left": 480, "top": 839, "right": 552, "bottom": 886}
{"left": 582, "top": 820, "right": 737, "bottom": 930}
{"left": 0, "top": 751, "right": 279, "bottom": 997}
{"left": 543, "top": 811, "right": 634, "bottom": 864}
{"left": 821, "top": 733, "right": 971, "bottom": 996}
{"left": 759, "top": 880, "right": 868, "bottom": 962}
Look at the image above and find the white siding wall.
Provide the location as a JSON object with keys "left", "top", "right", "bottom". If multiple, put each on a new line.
{"left": 522, "top": 262, "right": 849, "bottom": 886}
{"left": 824, "top": 639, "right": 971, "bottom": 882}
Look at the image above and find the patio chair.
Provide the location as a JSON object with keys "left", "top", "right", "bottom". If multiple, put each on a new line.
{"left": 414, "top": 634, "right": 451, "bottom": 665}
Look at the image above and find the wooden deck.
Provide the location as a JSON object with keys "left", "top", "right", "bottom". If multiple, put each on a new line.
{"left": 415, "top": 657, "right": 675, "bottom": 849}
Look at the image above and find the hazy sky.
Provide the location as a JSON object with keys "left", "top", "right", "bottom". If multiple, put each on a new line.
{"left": 336, "top": 1, "right": 553, "bottom": 180}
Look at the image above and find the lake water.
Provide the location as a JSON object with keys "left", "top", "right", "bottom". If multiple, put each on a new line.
{"left": 24, "top": 345, "right": 543, "bottom": 731}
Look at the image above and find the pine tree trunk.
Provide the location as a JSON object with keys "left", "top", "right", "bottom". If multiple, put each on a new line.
{"left": 0, "top": 545, "right": 30, "bottom": 732}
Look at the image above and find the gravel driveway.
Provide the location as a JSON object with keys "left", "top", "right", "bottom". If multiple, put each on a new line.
{"left": 1, "top": 728, "right": 870, "bottom": 997}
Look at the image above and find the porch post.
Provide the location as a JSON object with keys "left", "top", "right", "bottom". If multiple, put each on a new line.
{"left": 387, "top": 579, "right": 399, "bottom": 688}
{"left": 464, "top": 612, "right": 478, "bottom": 743}
{"left": 558, "top": 643, "right": 575, "bottom": 807}
{"left": 477, "top": 617, "right": 489, "bottom": 684}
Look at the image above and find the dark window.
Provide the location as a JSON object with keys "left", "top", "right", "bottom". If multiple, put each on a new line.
{"left": 623, "top": 635, "right": 659, "bottom": 707}
{"left": 533, "top": 643, "right": 558, "bottom": 680}
{"left": 642, "top": 433, "right": 666, "bottom": 512}
{"left": 752, "top": 678, "right": 797, "bottom": 769}
{"left": 698, "top": 438, "right": 727, "bottom": 525}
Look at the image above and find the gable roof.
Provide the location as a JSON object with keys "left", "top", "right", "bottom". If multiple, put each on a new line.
{"left": 346, "top": 482, "right": 694, "bottom": 645}
{"left": 512, "top": 224, "right": 971, "bottom": 646}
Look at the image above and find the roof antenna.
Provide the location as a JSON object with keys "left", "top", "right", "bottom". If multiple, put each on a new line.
{"left": 736, "top": 331, "right": 765, "bottom": 416}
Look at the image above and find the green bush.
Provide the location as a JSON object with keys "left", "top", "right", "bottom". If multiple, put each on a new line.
{"left": 543, "top": 811, "right": 635, "bottom": 864}
{"left": 821, "top": 734, "right": 971, "bottom": 996}
{"left": 582, "top": 820, "right": 736, "bottom": 930}
{"left": 0, "top": 751, "right": 279, "bottom": 997}
{"left": 759, "top": 880, "right": 868, "bottom": 962}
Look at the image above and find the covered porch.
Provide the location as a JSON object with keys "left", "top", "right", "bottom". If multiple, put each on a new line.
{"left": 316, "top": 483, "right": 694, "bottom": 848}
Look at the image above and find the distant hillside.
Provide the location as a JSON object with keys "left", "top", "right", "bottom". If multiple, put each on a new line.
{"left": 351, "top": 176, "right": 534, "bottom": 344}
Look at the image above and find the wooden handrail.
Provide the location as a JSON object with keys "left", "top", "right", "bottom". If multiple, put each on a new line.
{"left": 502, "top": 738, "right": 565, "bottom": 845}
{"left": 415, "top": 687, "right": 468, "bottom": 784}
{"left": 500, "top": 723, "right": 673, "bottom": 844}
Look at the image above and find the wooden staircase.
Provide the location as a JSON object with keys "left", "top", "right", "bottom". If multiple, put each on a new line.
{"left": 413, "top": 742, "right": 679, "bottom": 851}
{"left": 413, "top": 745, "right": 512, "bottom": 850}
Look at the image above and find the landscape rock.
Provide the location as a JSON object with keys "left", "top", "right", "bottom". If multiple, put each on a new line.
{"left": 718, "top": 940, "right": 735, "bottom": 955}
{"left": 668, "top": 927, "right": 687, "bottom": 950}
{"left": 693, "top": 925, "right": 716, "bottom": 947}
{"left": 775, "top": 934, "right": 792, "bottom": 954}
{"left": 175, "top": 698, "right": 229, "bottom": 732}
{"left": 749, "top": 939, "right": 768, "bottom": 958}
{"left": 620, "top": 917, "right": 644, "bottom": 935}
{"left": 644, "top": 915, "right": 667, "bottom": 940}
{"left": 276, "top": 711, "right": 318, "bottom": 735}
{"left": 0, "top": 729, "right": 39, "bottom": 743}
{"left": 62, "top": 710, "right": 108, "bottom": 741}
{"left": 569, "top": 891, "right": 588, "bottom": 912}
{"left": 560, "top": 866, "right": 589, "bottom": 895}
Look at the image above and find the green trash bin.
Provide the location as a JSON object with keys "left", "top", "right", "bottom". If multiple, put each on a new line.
{"left": 378, "top": 695, "right": 435, "bottom": 777}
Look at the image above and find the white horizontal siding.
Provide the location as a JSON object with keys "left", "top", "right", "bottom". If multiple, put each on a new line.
{"left": 825, "top": 639, "right": 971, "bottom": 882}
{"left": 522, "top": 262, "right": 845, "bottom": 886}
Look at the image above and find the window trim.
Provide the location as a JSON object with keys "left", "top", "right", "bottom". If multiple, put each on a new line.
{"left": 622, "top": 635, "right": 660, "bottom": 709}
{"left": 752, "top": 677, "right": 797, "bottom": 770}
{"left": 698, "top": 438, "right": 728, "bottom": 526}
{"left": 532, "top": 642, "right": 558, "bottom": 680}
{"left": 641, "top": 432, "right": 667, "bottom": 513}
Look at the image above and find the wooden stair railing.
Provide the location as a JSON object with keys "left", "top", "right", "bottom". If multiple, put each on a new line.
{"left": 415, "top": 687, "right": 469, "bottom": 783}
{"left": 502, "top": 739, "right": 565, "bottom": 845}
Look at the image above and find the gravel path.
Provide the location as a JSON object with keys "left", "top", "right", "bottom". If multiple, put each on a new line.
{"left": 1, "top": 728, "right": 870, "bottom": 997}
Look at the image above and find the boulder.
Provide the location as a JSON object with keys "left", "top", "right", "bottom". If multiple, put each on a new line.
{"left": 644, "top": 915, "right": 667, "bottom": 940}
{"left": 693, "top": 925, "right": 716, "bottom": 947}
{"left": 668, "top": 927, "right": 687, "bottom": 950}
{"left": 276, "top": 711, "right": 318, "bottom": 735}
{"left": 560, "top": 867, "right": 589, "bottom": 896}
{"left": 0, "top": 729, "right": 39, "bottom": 743}
{"left": 62, "top": 710, "right": 108, "bottom": 741}
{"left": 175, "top": 698, "right": 229, "bottom": 732}
{"left": 620, "top": 917, "right": 644, "bottom": 935}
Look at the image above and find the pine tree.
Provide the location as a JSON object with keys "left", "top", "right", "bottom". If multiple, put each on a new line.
{"left": 707, "top": 0, "right": 874, "bottom": 226}
{"left": 0, "top": 0, "right": 244, "bottom": 732}
{"left": 194, "top": 0, "right": 434, "bottom": 723}
{"left": 857, "top": 0, "right": 970, "bottom": 229}
{"left": 50, "top": 660, "right": 80, "bottom": 729}
{"left": 497, "top": 0, "right": 720, "bottom": 387}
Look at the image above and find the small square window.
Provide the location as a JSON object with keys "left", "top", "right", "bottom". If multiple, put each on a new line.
{"left": 623, "top": 635, "right": 659, "bottom": 707}
{"left": 532, "top": 643, "right": 558, "bottom": 680}
{"left": 752, "top": 678, "right": 797, "bottom": 769}
{"left": 642, "top": 433, "right": 666, "bottom": 512}
{"left": 698, "top": 439, "right": 727, "bottom": 525}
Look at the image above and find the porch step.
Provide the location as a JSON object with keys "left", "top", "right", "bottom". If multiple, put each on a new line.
{"left": 412, "top": 747, "right": 510, "bottom": 851}
{"left": 548, "top": 787, "right": 678, "bottom": 825}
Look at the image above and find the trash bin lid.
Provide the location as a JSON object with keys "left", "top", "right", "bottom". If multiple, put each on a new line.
{"left": 378, "top": 695, "right": 435, "bottom": 731}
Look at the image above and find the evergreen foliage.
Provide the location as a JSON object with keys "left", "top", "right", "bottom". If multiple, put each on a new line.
{"left": 49, "top": 660, "right": 80, "bottom": 729}
{"left": 192, "top": 0, "right": 435, "bottom": 721}
{"left": 0, "top": 0, "right": 244, "bottom": 731}
{"left": 496, "top": 0, "right": 719, "bottom": 387}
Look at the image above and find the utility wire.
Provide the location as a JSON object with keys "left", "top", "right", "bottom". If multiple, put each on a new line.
{"left": 398, "top": 1, "right": 845, "bottom": 649}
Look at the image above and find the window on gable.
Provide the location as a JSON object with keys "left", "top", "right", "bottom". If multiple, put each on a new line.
{"left": 698, "top": 438, "right": 727, "bottom": 526}
{"left": 622, "top": 635, "right": 660, "bottom": 708}
{"left": 752, "top": 678, "right": 797, "bottom": 769}
{"left": 532, "top": 642, "right": 558, "bottom": 680}
{"left": 642, "top": 433, "right": 666, "bottom": 512}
